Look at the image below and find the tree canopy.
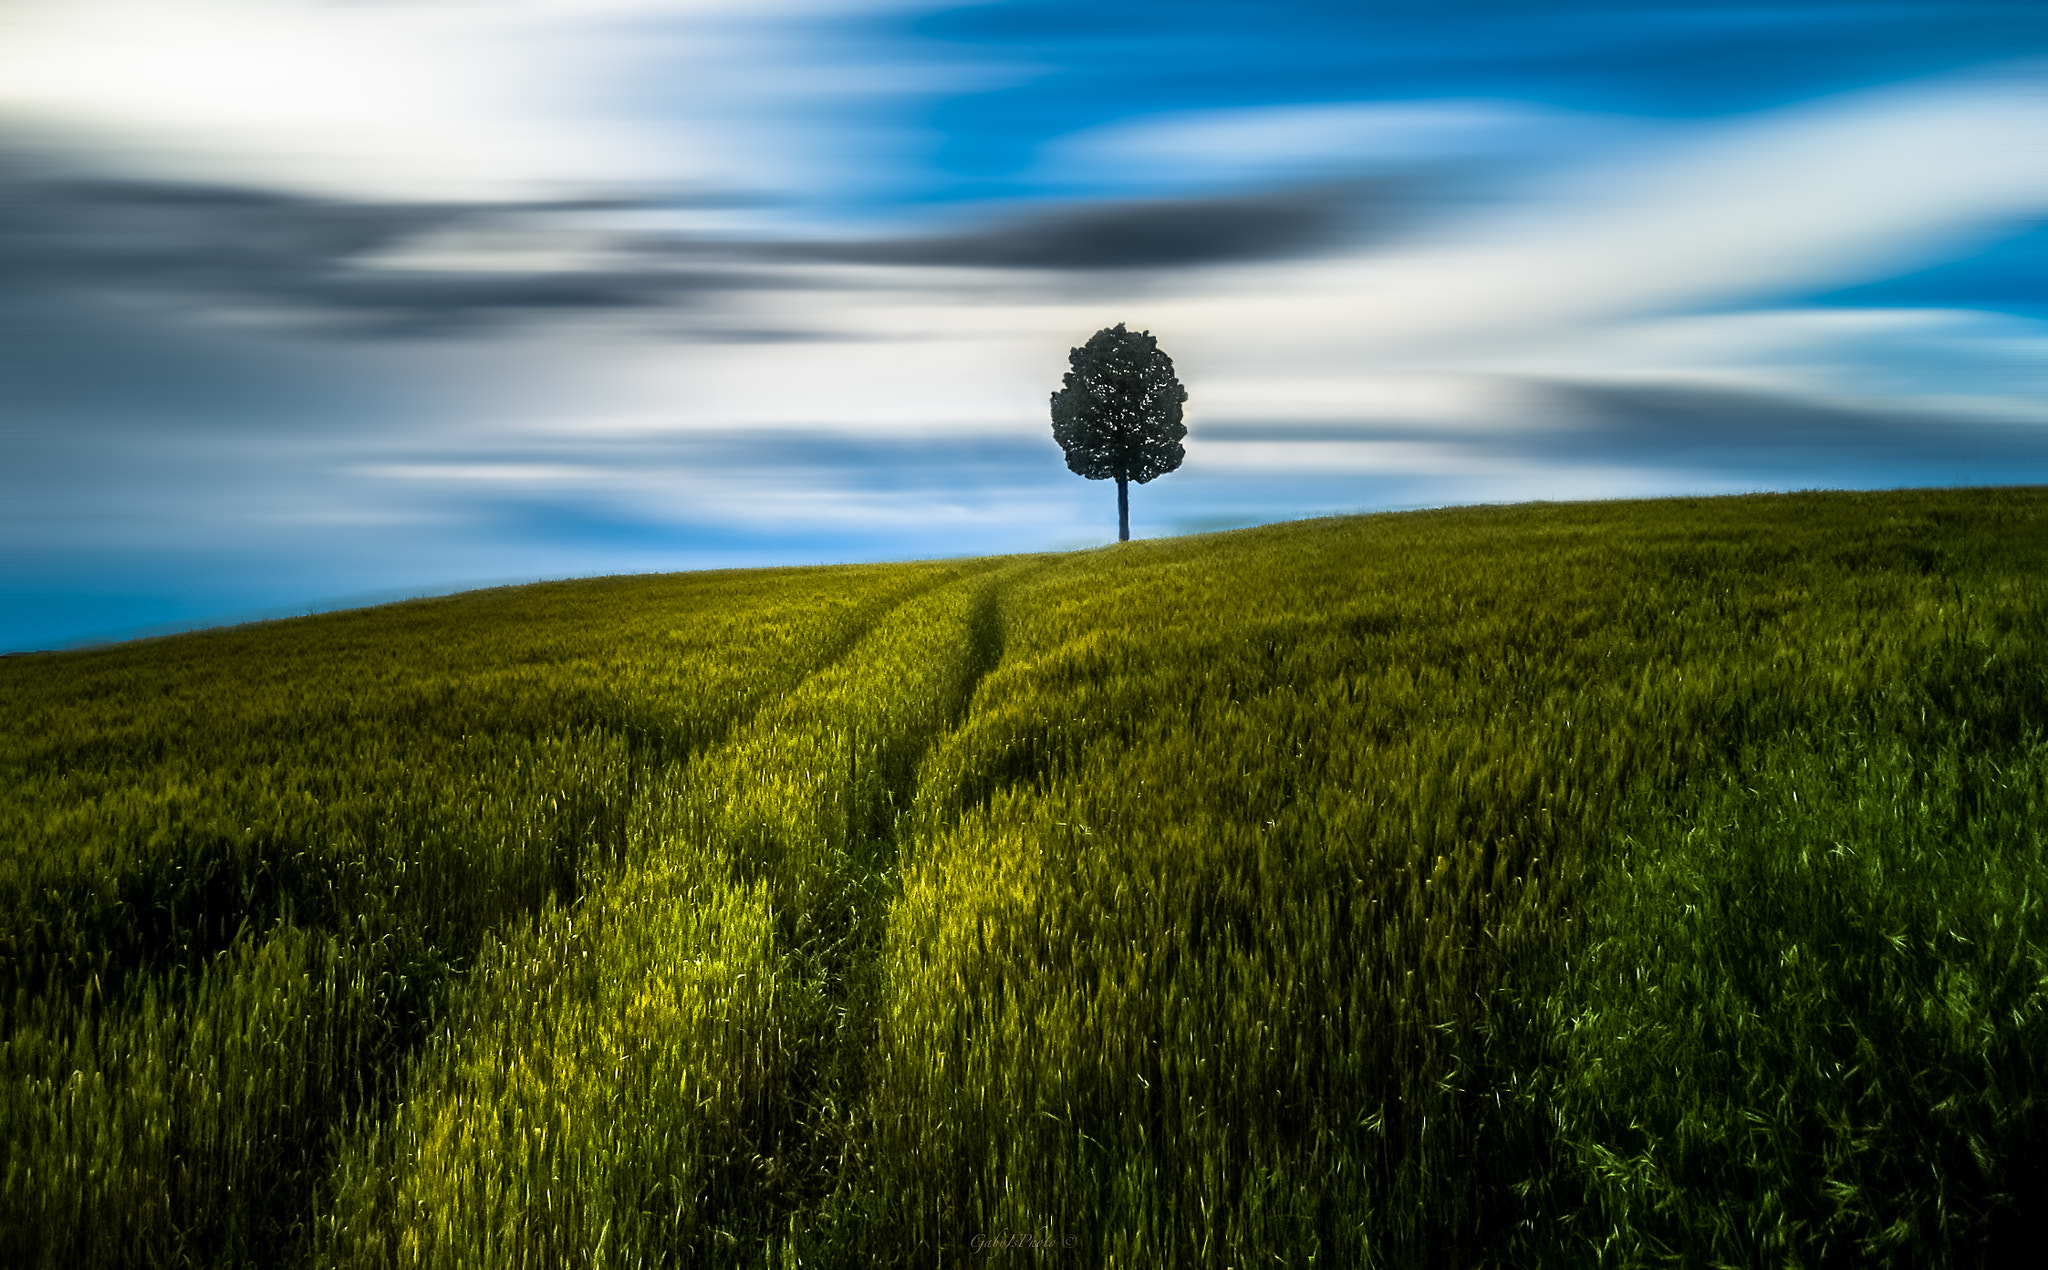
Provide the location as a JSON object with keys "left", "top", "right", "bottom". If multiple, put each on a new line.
{"left": 1049, "top": 323, "right": 1187, "bottom": 541}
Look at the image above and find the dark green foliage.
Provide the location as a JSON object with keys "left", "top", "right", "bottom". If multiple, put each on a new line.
{"left": 1049, "top": 322, "right": 1188, "bottom": 540}
{"left": 5, "top": 487, "right": 2048, "bottom": 1267}
{"left": 1524, "top": 733, "right": 2048, "bottom": 1267}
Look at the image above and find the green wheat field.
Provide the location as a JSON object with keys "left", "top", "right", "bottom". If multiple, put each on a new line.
{"left": 6, "top": 487, "right": 2048, "bottom": 1267}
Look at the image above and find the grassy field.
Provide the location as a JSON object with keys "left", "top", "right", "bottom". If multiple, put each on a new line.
{"left": 5, "top": 487, "right": 2047, "bottom": 1267}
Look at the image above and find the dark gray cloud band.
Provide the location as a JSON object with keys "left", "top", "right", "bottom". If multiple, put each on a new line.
{"left": 1196, "top": 380, "right": 2048, "bottom": 486}
{"left": 762, "top": 179, "right": 1406, "bottom": 270}
{"left": 1, "top": 162, "right": 1413, "bottom": 333}
{"left": 0, "top": 170, "right": 758, "bottom": 332}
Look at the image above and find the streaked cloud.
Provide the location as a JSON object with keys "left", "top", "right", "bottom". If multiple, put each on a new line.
{"left": 1032, "top": 99, "right": 1630, "bottom": 195}
{"left": 769, "top": 180, "right": 1399, "bottom": 269}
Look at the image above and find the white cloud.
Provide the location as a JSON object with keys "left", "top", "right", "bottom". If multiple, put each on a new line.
{"left": 1112, "top": 67, "right": 2048, "bottom": 380}
{"left": 0, "top": 0, "right": 622, "bottom": 196}
{"left": 1489, "top": 307, "right": 2048, "bottom": 411}
{"left": 1034, "top": 98, "right": 1632, "bottom": 193}
{"left": 0, "top": 0, "right": 906, "bottom": 201}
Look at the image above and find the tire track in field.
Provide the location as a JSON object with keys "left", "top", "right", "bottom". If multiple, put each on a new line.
{"left": 314, "top": 559, "right": 1035, "bottom": 1267}
{"left": 700, "top": 558, "right": 1035, "bottom": 1257}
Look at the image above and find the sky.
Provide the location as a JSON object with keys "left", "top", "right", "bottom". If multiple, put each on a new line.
{"left": 3, "top": 0, "right": 2046, "bottom": 651}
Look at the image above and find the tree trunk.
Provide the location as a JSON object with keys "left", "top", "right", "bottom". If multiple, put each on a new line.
{"left": 1116, "top": 474, "right": 1130, "bottom": 542}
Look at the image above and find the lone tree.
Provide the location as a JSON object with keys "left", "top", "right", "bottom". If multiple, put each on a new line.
{"left": 1050, "top": 323, "right": 1187, "bottom": 542}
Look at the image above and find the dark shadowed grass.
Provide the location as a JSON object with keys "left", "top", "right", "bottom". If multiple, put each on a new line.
{"left": 1519, "top": 729, "right": 2048, "bottom": 1267}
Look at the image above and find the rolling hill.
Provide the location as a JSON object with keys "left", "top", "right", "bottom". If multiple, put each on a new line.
{"left": 6, "top": 487, "right": 2048, "bottom": 1267}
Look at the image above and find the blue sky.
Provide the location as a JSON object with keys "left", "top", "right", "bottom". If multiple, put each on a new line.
{"left": 3, "top": 0, "right": 2046, "bottom": 651}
